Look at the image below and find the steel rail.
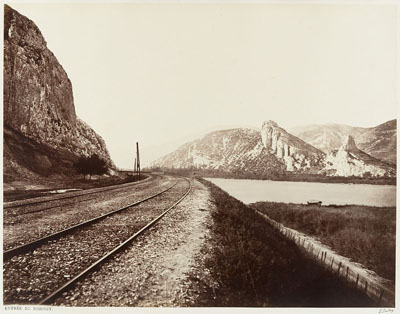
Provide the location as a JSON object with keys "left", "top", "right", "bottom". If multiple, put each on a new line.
{"left": 3, "top": 180, "right": 177, "bottom": 260}
{"left": 7, "top": 196, "right": 99, "bottom": 217}
{"left": 39, "top": 177, "right": 192, "bottom": 305}
{"left": 4, "top": 174, "right": 153, "bottom": 209}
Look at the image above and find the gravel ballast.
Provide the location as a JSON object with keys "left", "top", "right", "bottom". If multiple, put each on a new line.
{"left": 54, "top": 178, "right": 214, "bottom": 306}
{"left": 3, "top": 176, "right": 192, "bottom": 304}
{"left": 4, "top": 175, "right": 173, "bottom": 250}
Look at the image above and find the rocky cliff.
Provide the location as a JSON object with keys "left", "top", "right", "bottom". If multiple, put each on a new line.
{"left": 4, "top": 5, "right": 114, "bottom": 180}
{"left": 153, "top": 128, "right": 286, "bottom": 176}
{"left": 290, "top": 120, "right": 396, "bottom": 164}
{"left": 154, "top": 120, "right": 395, "bottom": 178}
{"left": 153, "top": 121, "right": 326, "bottom": 175}
{"left": 323, "top": 135, "right": 395, "bottom": 177}
{"left": 261, "top": 120, "right": 325, "bottom": 171}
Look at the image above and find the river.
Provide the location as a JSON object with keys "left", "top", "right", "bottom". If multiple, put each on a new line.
{"left": 205, "top": 178, "right": 396, "bottom": 207}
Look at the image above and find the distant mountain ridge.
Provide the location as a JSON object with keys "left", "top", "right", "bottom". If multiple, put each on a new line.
{"left": 153, "top": 120, "right": 396, "bottom": 178}
{"left": 289, "top": 120, "right": 396, "bottom": 164}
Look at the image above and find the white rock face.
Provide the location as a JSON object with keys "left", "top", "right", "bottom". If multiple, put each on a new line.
{"left": 260, "top": 120, "right": 325, "bottom": 172}
{"left": 289, "top": 120, "right": 397, "bottom": 164}
{"left": 152, "top": 128, "right": 285, "bottom": 175}
{"left": 154, "top": 122, "right": 395, "bottom": 178}
{"left": 323, "top": 135, "right": 393, "bottom": 177}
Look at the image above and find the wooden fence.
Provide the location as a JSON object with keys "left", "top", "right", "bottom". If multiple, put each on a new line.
{"left": 257, "top": 211, "right": 395, "bottom": 307}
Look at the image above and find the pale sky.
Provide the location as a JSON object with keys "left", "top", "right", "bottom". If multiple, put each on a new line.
{"left": 8, "top": 2, "right": 398, "bottom": 168}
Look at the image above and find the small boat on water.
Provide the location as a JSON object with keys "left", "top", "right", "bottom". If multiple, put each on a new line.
{"left": 307, "top": 200, "right": 322, "bottom": 206}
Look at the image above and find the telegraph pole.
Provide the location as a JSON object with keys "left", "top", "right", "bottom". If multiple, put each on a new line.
{"left": 134, "top": 157, "right": 137, "bottom": 179}
{"left": 136, "top": 142, "right": 140, "bottom": 180}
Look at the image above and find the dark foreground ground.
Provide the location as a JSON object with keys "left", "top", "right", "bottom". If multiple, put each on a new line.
{"left": 3, "top": 174, "right": 378, "bottom": 307}
{"left": 251, "top": 201, "right": 395, "bottom": 282}
{"left": 192, "top": 179, "right": 375, "bottom": 307}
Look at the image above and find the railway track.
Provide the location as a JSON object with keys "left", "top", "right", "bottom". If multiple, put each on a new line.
{"left": 3, "top": 175, "right": 167, "bottom": 250}
{"left": 3, "top": 181, "right": 177, "bottom": 260}
{"left": 3, "top": 174, "right": 154, "bottom": 210}
{"left": 3, "top": 177, "right": 192, "bottom": 305}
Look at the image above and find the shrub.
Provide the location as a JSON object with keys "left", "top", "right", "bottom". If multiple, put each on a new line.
{"left": 74, "top": 154, "right": 108, "bottom": 179}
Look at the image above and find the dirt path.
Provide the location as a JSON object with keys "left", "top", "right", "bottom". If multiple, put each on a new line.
{"left": 56, "top": 178, "right": 214, "bottom": 306}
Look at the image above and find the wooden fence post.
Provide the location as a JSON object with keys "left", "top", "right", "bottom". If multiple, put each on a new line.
{"left": 337, "top": 262, "right": 342, "bottom": 274}
{"left": 346, "top": 267, "right": 349, "bottom": 281}
{"left": 364, "top": 281, "right": 368, "bottom": 294}
{"left": 330, "top": 257, "right": 334, "bottom": 269}
{"left": 355, "top": 274, "right": 359, "bottom": 287}
{"left": 378, "top": 290, "right": 385, "bottom": 306}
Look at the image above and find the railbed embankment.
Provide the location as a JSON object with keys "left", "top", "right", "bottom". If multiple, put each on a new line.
{"left": 256, "top": 211, "right": 394, "bottom": 307}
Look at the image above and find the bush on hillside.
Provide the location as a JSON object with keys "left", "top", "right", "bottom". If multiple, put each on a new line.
{"left": 74, "top": 154, "right": 108, "bottom": 179}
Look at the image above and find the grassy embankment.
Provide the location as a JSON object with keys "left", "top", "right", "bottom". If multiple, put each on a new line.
{"left": 194, "top": 179, "right": 374, "bottom": 307}
{"left": 250, "top": 202, "right": 395, "bottom": 282}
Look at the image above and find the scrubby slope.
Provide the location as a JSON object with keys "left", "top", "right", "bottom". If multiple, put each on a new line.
{"left": 290, "top": 120, "right": 396, "bottom": 164}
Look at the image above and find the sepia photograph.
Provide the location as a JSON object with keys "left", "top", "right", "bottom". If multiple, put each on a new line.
{"left": 2, "top": 0, "right": 398, "bottom": 311}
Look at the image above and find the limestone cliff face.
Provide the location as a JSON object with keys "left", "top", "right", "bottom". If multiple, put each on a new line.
{"left": 154, "top": 121, "right": 327, "bottom": 175}
{"left": 260, "top": 120, "right": 325, "bottom": 171}
{"left": 4, "top": 5, "right": 114, "bottom": 174}
{"left": 290, "top": 120, "right": 397, "bottom": 164}
{"left": 324, "top": 135, "right": 395, "bottom": 177}
{"left": 154, "top": 121, "right": 394, "bottom": 178}
{"left": 153, "top": 128, "right": 286, "bottom": 175}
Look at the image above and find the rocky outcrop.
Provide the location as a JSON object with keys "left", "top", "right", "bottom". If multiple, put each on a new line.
{"left": 260, "top": 120, "right": 325, "bottom": 171}
{"left": 153, "top": 128, "right": 288, "bottom": 176}
{"left": 342, "top": 135, "right": 358, "bottom": 152}
{"left": 290, "top": 120, "right": 397, "bottom": 164}
{"left": 154, "top": 120, "right": 395, "bottom": 178}
{"left": 154, "top": 121, "right": 326, "bottom": 175}
{"left": 4, "top": 5, "right": 114, "bottom": 178}
{"left": 323, "top": 135, "right": 395, "bottom": 177}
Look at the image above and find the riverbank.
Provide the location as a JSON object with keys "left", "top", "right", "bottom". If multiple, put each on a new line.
{"left": 158, "top": 168, "right": 396, "bottom": 185}
{"left": 191, "top": 179, "right": 374, "bottom": 306}
{"left": 205, "top": 177, "right": 396, "bottom": 207}
{"left": 250, "top": 201, "right": 395, "bottom": 282}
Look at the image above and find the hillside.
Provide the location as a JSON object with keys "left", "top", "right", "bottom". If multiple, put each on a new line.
{"left": 260, "top": 120, "right": 325, "bottom": 171}
{"left": 153, "top": 128, "right": 286, "bottom": 176}
{"left": 153, "top": 120, "right": 395, "bottom": 179}
{"left": 153, "top": 121, "right": 326, "bottom": 175}
{"left": 290, "top": 120, "right": 396, "bottom": 164}
{"left": 3, "top": 5, "right": 114, "bottom": 183}
{"left": 324, "top": 135, "right": 395, "bottom": 177}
